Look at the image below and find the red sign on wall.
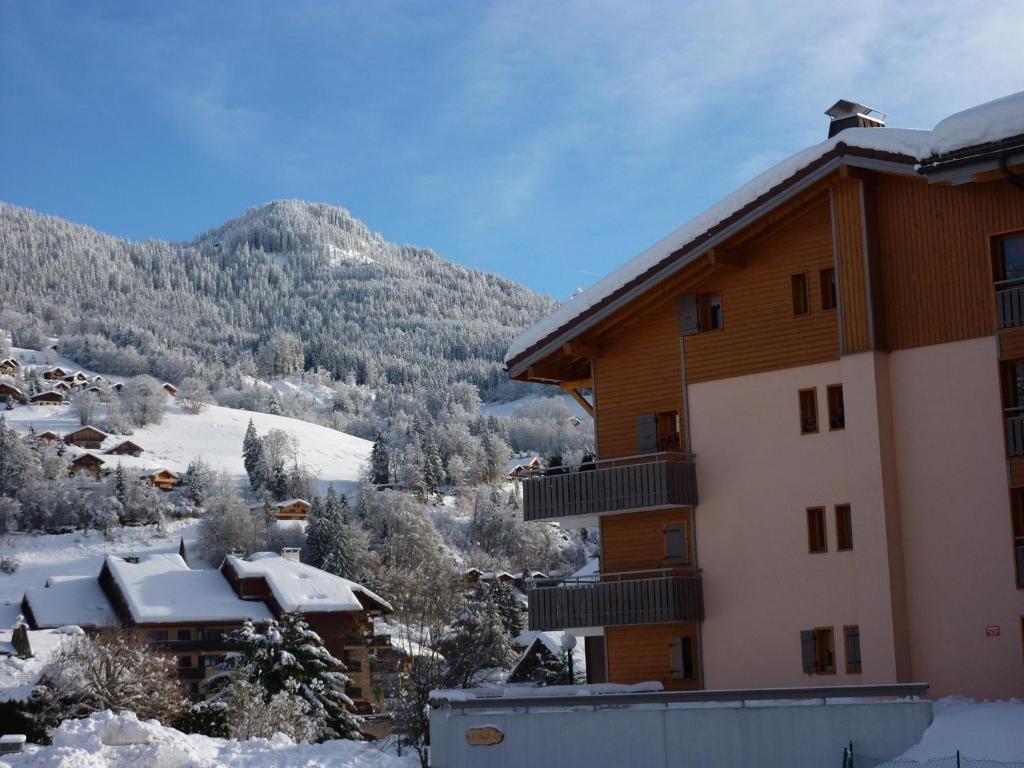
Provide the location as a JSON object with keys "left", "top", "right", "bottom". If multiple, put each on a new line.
{"left": 985, "top": 625, "right": 1001, "bottom": 637}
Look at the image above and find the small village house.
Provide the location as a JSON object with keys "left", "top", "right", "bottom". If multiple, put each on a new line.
{"left": 0, "top": 383, "right": 22, "bottom": 403}
{"left": 34, "top": 430, "right": 60, "bottom": 442}
{"left": 29, "top": 391, "right": 64, "bottom": 406}
{"left": 274, "top": 499, "right": 311, "bottom": 520}
{"left": 41, "top": 367, "right": 68, "bottom": 381}
{"left": 162, "top": 383, "right": 177, "bottom": 397}
{"left": 507, "top": 455, "right": 542, "bottom": 479}
{"left": 0, "top": 359, "right": 19, "bottom": 375}
{"left": 142, "top": 468, "right": 179, "bottom": 491}
{"left": 63, "top": 425, "right": 108, "bottom": 449}
{"left": 69, "top": 453, "right": 105, "bottom": 478}
{"left": 105, "top": 440, "right": 144, "bottom": 457}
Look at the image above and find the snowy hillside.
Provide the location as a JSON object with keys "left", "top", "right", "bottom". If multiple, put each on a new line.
{"left": 2, "top": 400, "right": 371, "bottom": 495}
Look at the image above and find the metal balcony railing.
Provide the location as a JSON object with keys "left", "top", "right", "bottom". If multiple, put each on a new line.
{"left": 528, "top": 569, "right": 704, "bottom": 631}
{"left": 1006, "top": 408, "right": 1024, "bottom": 457}
{"left": 996, "top": 278, "right": 1024, "bottom": 329}
{"left": 521, "top": 452, "right": 698, "bottom": 523}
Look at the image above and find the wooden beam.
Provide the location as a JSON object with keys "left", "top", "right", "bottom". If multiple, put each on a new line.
{"left": 706, "top": 247, "right": 746, "bottom": 269}
{"left": 526, "top": 365, "right": 569, "bottom": 382}
{"left": 562, "top": 341, "right": 602, "bottom": 359}
{"left": 567, "top": 388, "right": 595, "bottom": 418}
{"left": 558, "top": 378, "right": 593, "bottom": 392}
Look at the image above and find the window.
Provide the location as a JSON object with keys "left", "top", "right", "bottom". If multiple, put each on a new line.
{"left": 844, "top": 626, "right": 862, "bottom": 674}
{"left": 1002, "top": 360, "right": 1024, "bottom": 411}
{"left": 203, "top": 655, "right": 226, "bottom": 669}
{"left": 799, "top": 388, "right": 818, "bottom": 434}
{"left": 827, "top": 385, "right": 845, "bottom": 430}
{"left": 800, "top": 627, "right": 836, "bottom": 674}
{"left": 664, "top": 523, "right": 688, "bottom": 564}
{"left": 836, "top": 504, "right": 853, "bottom": 551}
{"left": 994, "top": 232, "right": 1024, "bottom": 284}
{"left": 656, "top": 410, "right": 682, "bottom": 452}
{"left": 199, "top": 628, "right": 223, "bottom": 643}
{"left": 669, "top": 636, "right": 696, "bottom": 680}
{"left": 1012, "top": 489, "right": 1024, "bottom": 588}
{"left": 177, "top": 629, "right": 191, "bottom": 641}
{"left": 177, "top": 655, "right": 192, "bottom": 668}
{"left": 791, "top": 273, "right": 810, "bottom": 315}
{"left": 820, "top": 268, "right": 837, "bottom": 311}
{"left": 701, "top": 292, "right": 724, "bottom": 331}
{"left": 146, "top": 630, "right": 169, "bottom": 643}
{"left": 807, "top": 507, "right": 827, "bottom": 553}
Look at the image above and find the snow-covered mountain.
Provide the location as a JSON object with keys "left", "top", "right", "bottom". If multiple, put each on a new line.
{"left": 0, "top": 200, "right": 555, "bottom": 393}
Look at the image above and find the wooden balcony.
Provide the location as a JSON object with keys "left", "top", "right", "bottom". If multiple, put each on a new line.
{"left": 521, "top": 452, "right": 698, "bottom": 523}
{"left": 997, "top": 281, "right": 1024, "bottom": 329}
{"left": 527, "top": 570, "right": 704, "bottom": 631}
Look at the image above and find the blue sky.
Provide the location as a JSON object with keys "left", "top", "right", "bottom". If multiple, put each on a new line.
{"left": 2, "top": 1, "right": 1022, "bottom": 300}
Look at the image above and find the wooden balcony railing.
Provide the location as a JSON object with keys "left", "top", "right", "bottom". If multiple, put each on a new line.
{"left": 527, "top": 569, "right": 704, "bottom": 631}
{"left": 996, "top": 280, "right": 1024, "bottom": 329}
{"left": 521, "top": 452, "right": 698, "bottom": 523}
{"left": 1006, "top": 410, "right": 1024, "bottom": 457}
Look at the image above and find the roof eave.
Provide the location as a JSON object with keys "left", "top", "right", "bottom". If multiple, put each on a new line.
{"left": 507, "top": 148, "right": 917, "bottom": 379}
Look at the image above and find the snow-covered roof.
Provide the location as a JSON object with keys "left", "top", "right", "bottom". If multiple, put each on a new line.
{"left": 141, "top": 467, "right": 177, "bottom": 478}
{"left": 104, "top": 554, "right": 273, "bottom": 624}
{"left": 506, "top": 91, "right": 1024, "bottom": 366}
{"left": 0, "top": 626, "right": 82, "bottom": 703}
{"left": 224, "top": 552, "right": 392, "bottom": 614}
{"left": 275, "top": 498, "right": 310, "bottom": 508}
{"left": 24, "top": 576, "right": 118, "bottom": 629}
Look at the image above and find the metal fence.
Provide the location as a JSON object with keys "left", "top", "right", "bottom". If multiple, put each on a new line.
{"left": 844, "top": 744, "right": 1024, "bottom": 768}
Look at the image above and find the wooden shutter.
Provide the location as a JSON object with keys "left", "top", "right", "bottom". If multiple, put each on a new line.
{"left": 844, "top": 626, "right": 861, "bottom": 673}
{"left": 637, "top": 413, "right": 659, "bottom": 453}
{"left": 669, "top": 638, "right": 684, "bottom": 678}
{"left": 676, "top": 294, "right": 700, "bottom": 336}
{"left": 664, "top": 523, "right": 688, "bottom": 563}
{"left": 800, "top": 630, "right": 817, "bottom": 674}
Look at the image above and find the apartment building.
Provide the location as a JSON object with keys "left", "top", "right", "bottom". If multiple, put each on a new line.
{"left": 506, "top": 93, "right": 1024, "bottom": 699}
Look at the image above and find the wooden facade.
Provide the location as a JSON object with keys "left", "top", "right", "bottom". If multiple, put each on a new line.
{"left": 275, "top": 499, "right": 311, "bottom": 520}
{"left": 144, "top": 469, "right": 179, "bottom": 491}
{"left": 30, "top": 392, "right": 64, "bottom": 405}
{"left": 106, "top": 440, "right": 144, "bottom": 457}
{"left": 64, "top": 425, "right": 108, "bottom": 449}
{"left": 70, "top": 453, "right": 105, "bottom": 478}
{"left": 0, "top": 383, "right": 22, "bottom": 401}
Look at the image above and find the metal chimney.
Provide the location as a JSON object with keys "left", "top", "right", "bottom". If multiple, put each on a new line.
{"left": 825, "top": 100, "right": 886, "bottom": 138}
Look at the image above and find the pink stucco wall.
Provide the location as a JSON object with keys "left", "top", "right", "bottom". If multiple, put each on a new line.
{"left": 887, "top": 336, "right": 1024, "bottom": 698}
{"left": 688, "top": 337, "right": 1024, "bottom": 698}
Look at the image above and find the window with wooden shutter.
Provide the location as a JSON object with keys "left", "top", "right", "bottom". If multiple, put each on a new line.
{"left": 669, "top": 637, "right": 695, "bottom": 680}
{"left": 677, "top": 294, "right": 700, "bottom": 336}
{"left": 800, "top": 630, "right": 817, "bottom": 674}
{"left": 791, "top": 273, "right": 810, "bottom": 315}
{"left": 814, "top": 627, "right": 836, "bottom": 674}
{"left": 799, "top": 388, "right": 818, "bottom": 434}
{"left": 663, "top": 523, "right": 688, "bottom": 564}
{"left": 844, "top": 625, "right": 861, "bottom": 674}
{"left": 836, "top": 504, "right": 853, "bottom": 551}
{"left": 636, "top": 413, "right": 658, "bottom": 453}
{"left": 807, "top": 507, "right": 827, "bottom": 553}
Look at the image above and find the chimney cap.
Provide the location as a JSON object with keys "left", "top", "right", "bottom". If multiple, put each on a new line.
{"left": 825, "top": 99, "right": 885, "bottom": 121}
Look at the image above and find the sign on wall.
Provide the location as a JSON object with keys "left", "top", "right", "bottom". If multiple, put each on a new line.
{"left": 465, "top": 726, "right": 504, "bottom": 747}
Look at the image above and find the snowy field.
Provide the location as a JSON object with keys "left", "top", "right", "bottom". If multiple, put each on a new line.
{"left": 2, "top": 400, "right": 371, "bottom": 496}
{"left": 0, "top": 710, "right": 416, "bottom": 768}
{"left": 0, "top": 521, "right": 201, "bottom": 628}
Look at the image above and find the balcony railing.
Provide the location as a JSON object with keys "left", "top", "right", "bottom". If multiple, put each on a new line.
{"left": 521, "top": 452, "right": 698, "bottom": 523}
{"left": 1006, "top": 409, "right": 1024, "bottom": 457}
{"left": 996, "top": 279, "right": 1024, "bottom": 329}
{"left": 152, "top": 638, "right": 232, "bottom": 653}
{"left": 527, "top": 569, "right": 704, "bottom": 631}
{"left": 177, "top": 667, "right": 205, "bottom": 680}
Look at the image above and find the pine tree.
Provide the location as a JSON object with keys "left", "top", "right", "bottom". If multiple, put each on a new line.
{"left": 303, "top": 495, "right": 329, "bottom": 568}
{"left": 369, "top": 430, "right": 390, "bottom": 486}
{"left": 421, "top": 427, "right": 444, "bottom": 493}
{"left": 242, "top": 419, "right": 263, "bottom": 490}
{"left": 184, "top": 457, "right": 212, "bottom": 507}
{"left": 444, "top": 587, "right": 518, "bottom": 687}
{"left": 223, "top": 612, "right": 362, "bottom": 741}
{"left": 486, "top": 581, "right": 525, "bottom": 638}
{"left": 113, "top": 463, "right": 127, "bottom": 508}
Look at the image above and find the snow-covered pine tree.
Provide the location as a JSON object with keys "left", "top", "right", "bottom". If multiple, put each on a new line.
{"left": 242, "top": 419, "right": 263, "bottom": 490}
{"left": 112, "top": 463, "right": 127, "bottom": 510}
{"left": 183, "top": 457, "right": 212, "bottom": 507}
{"left": 444, "top": 587, "right": 518, "bottom": 687}
{"left": 223, "top": 612, "right": 362, "bottom": 741}
{"left": 369, "top": 430, "right": 390, "bottom": 486}
{"left": 485, "top": 580, "right": 525, "bottom": 638}
{"left": 421, "top": 427, "right": 444, "bottom": 493}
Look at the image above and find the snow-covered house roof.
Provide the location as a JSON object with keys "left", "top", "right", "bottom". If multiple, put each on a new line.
{"left": 507, "top": 630, "right": 586, "bottom": 684}
{"left": 23, "top": 576, "right": 119, "bottom": 629}
{"left": 223, "top": 552, "right": 392, "bottom": 615}
{"left": 275, "top": 498, "right": 311, "bottom": 509}
{"left": 505, "top": 91, "right": 1024, "bottom": 370}
{"left": 102, "top": 554, "right": 273, "bottom": 624}
{"left": 141, "top": 467, "right": 178, "bottom": 478}
{"left": 0, "top": 626, "right": 82, "bottom": 703}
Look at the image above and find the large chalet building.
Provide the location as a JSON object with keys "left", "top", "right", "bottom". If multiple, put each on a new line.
{"left": 507, "top": 93, "right": 1024, "bottom": 699}
{"left": 20, "top": 551, "right": 391, "bottom": 711}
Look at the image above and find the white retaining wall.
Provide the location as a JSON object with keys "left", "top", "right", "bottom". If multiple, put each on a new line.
{"left": 429, "top": 698, "right": 932, "bottom": 768}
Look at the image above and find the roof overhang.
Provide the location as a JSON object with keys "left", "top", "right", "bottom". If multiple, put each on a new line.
{"left": 917, "top": 133, "right": 1024, "bottom": 185}
{"left": 507, "top": 147, "right": 917, "bottom": 380}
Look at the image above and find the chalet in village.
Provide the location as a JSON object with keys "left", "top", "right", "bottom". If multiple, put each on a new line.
{"left": 506, "top": 92, "right": 1024, "bottom": 700}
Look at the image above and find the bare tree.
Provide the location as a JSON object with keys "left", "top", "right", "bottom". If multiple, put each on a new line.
{"left": 76, "top": 390, "right": 98, "bottom": 426}
{"left": 180, "top": 376, "right": 212, "bottom": 414}
{"left": 33, "top": 631, "right": 185, "bottom": 731}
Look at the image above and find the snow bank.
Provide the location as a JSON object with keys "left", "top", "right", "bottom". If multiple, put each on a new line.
{"left": 506, "top": 91, "right": 1024, "bottom": 365}
{"left": 1, "top": 710, "right": 415, "bottom": 768}
{"left": 0, "top": 627, "right": 81, "bottom": 703}
{"left": 894, "top": 697, "right": 1024, "bottom": 763}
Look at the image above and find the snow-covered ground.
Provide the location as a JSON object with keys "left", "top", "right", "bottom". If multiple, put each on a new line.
{"left": 2, "top": 400, "right": 371, "bottom": 496}
{"left": 0, "top": 710, "right": 416, "bottom": 768}
{"left": 0, "top": 521, "right": 201, "bottom": 628}
{"left": 891, "top": 697, "right": 1024, "bottom": 764}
